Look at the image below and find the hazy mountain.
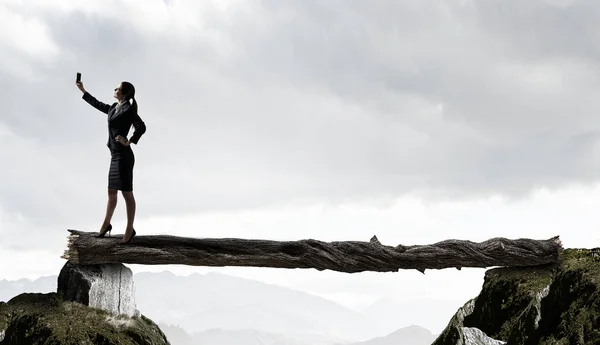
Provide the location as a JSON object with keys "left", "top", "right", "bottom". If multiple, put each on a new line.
{"left": 0, "top": 276, "right": 55, "bottom": 302}
{"left": 157, "top": 323, "right": 193, "bottom": 345}
{"left": 158, "top": 323, "right": 437, "bottom": 345}
{"left": 0, "top": 272, "right": 436, "bottom": 344}
{"left": 134, "top": 271, "right": 379, "bottom": 342}
{"left": 358, "top": 297, "right": 465, "bottom": 335}
{"left": 343, "top": 325, "right": 436, "bottom": 345}
{"left": 158, "top": 324, "right": 307, "bottom": 345}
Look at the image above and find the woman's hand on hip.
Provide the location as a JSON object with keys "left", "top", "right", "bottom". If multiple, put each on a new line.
{"left": 115, "top": 135, "right": 130, "bottom": 146}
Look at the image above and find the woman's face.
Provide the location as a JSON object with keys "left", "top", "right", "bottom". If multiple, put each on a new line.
{"left": 114, "top": 83, "right": 123, "bottom": 100}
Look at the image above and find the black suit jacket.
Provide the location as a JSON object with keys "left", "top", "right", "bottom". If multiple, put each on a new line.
{"left": 82, "top": 92, "right": 146, "bottom": 151}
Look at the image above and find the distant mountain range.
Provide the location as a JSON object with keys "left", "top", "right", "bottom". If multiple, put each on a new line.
{"left": 343, "top": 325, "right": 436, "bottom": 345}
{"left": 356, "top": 297, "right": 465, "bottom": 336}
{"left": 158, "top": 324, "right": 310, "bottom": 345}
{"left": 157, "top": 323, "right": 437, "bottom": 345}
{"left": 0, "top": 272, "right": 441, "bottom": 345}
{"left": 0, "top": 276, "right": 56, "bottom": 302}
{"left": 133, "top": 271, "right": 378, "bottom": 342}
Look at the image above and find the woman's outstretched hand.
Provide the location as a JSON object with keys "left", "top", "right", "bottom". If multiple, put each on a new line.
{"left": 115, "top": 135, "right": 130, "bottom": 146}
{"left": 76, "top": 81, "right": 86, "bottom": 94}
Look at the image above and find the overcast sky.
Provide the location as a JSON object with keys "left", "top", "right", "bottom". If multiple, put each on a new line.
{"left": 2, "top": 0, "right": 600, "bottom": 334}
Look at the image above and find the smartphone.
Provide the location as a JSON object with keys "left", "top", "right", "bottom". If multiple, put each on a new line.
{"left": 76, "top": 72, "right": 81, "bottom": 83}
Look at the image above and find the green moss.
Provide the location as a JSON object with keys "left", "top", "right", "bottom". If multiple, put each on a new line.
{"left": 463, "top": 264, "right": 555, "bottom": 340}
{"left": 432, "top": 247, "right": 600, "bottom": 345}
{"left": 1, "top": 301, "right": 7, "bottom": 330}
{"left": 0, "top": 293, "right": 169, "bottom": 345}
{"left": 561, "top": 248, "right": 600, "bottom": 272}
{"left": 534, "top": 249, "right": 600, "bottom": 345}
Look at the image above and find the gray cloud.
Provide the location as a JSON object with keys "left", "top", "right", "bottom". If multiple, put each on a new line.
{"left": 2, "top": 0, "right": 600, "bottom": 231}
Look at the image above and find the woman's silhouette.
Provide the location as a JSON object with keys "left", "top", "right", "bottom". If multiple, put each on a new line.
{"left": 76, "top": 80, "right": 146, "bottom": 243}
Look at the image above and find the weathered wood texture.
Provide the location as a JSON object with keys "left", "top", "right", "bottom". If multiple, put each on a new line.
{"left": 62, "top": 230, "right": 562, "bottom": 273}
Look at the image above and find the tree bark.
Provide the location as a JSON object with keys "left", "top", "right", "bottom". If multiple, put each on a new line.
{"left": 62, "top": 230, "right": 563, "bottom": 273}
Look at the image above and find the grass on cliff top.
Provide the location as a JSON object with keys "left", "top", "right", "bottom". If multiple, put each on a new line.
{"left": 561, "top": 248, "right": 600, "bottom": 272}
{"left": 484, "top": 247, "right": 600, "bottom": 293}
{"left": 484, "top": 263, "right": 555, "bottom": 296}
{"left": 0, "top": 292, "right": 168, "bottom": 345}
{"left": 537, "top": 248, "right": 600, "bottom": 345}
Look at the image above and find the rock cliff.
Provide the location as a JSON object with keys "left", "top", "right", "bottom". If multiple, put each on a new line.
{"left": 0, "top": 292, "right": 169, "bottom": 345}
{"left": 0, "top": 261, "right": 168, "bottom": 345}
{"left": 433, "top": 248, "right": 600, "bottom": 345}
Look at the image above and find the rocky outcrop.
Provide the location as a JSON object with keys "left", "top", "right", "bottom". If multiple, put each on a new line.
{"left": 433, "top": 248, "right": 600, "bottom": 345}
{"left": 0, "top": 292, "right": 169, "bottom": 345}
{"left": 463, "top": 328, "right": 506, "bottom": 345}
{"left": 57, "top": 261, "right": 138, "bottom": 317}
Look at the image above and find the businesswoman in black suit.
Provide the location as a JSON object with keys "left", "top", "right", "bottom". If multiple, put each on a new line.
{"left": 76, "top": 80, "right": 146, "bottom": 244}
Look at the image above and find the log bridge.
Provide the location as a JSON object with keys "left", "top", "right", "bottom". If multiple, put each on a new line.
{"left": 62, "top": 230, "right": 563, "bottom": 273}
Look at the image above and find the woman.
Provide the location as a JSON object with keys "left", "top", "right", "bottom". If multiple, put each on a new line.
{"left": 76, "top": 80, "right": 146, "bottom": 244}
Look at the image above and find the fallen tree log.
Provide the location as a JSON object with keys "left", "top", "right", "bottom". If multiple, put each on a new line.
{"left": 62, "top": 230, "right": 562, "bottom": 273}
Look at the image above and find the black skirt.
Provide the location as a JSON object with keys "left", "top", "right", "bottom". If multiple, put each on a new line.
{"left": 108, "top": 147, "right": 135, "bottom": 191}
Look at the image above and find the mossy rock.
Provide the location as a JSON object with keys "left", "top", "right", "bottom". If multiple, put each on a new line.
{"left": 534, "top": 249, "right": 600, "bottom": 345}
{"left": 431, "top": 299, "right": 473, "bottom": 345}
{"left": 463, "top": 263, "right": 555, "bottom": 340}
{"left": 0, "top": 292, "right": 169, "bottom": 345}
{"left": 433, "top": 248, "right": 600, "bottom": 345}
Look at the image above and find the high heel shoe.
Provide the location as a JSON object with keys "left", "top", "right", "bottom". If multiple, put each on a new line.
{"left": 96, "top": 224, "right": 112, "bottom": 238}
{"left": 121, "top": 228, "right": 136, "bottom": 244}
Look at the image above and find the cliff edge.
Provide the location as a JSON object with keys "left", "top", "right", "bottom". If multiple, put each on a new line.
{"left": 433, "top": 248, "right": 600, "bottom": 345}
{"left": 0, "top": 292, "right": 169, "bottom": 345}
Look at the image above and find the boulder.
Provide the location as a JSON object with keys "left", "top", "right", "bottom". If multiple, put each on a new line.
{"left": 57, "top": 261, "right": 138, "bottom": 317}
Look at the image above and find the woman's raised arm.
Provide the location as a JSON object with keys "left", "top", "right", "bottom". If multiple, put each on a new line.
{"left": 77, "top": 81, "right": 111, "bottom": 114}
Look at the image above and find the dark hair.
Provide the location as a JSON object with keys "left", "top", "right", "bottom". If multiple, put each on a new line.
{"left": 120, "top": 81, "right": 138, "bottom": 114}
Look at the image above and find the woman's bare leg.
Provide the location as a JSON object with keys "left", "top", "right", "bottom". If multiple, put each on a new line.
{"left": 121, "top": 190, "right": 136, "bottom": 241}
{"left": 100, "top": 188, "right": 118, "bottom": 233}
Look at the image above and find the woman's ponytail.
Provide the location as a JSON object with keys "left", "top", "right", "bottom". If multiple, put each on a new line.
{"left": 120, "top": 81, "right": 138, "bottom": 115}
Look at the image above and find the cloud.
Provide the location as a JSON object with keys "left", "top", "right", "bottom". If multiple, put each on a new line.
{"left": 0, "top": 5, "right": 59, "bottom": 58}
{"left": 0, "top": 3, "right": 60, "bottom": 80}
{"left": 1, "top": 0, "right": 600, "bottom": 224}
